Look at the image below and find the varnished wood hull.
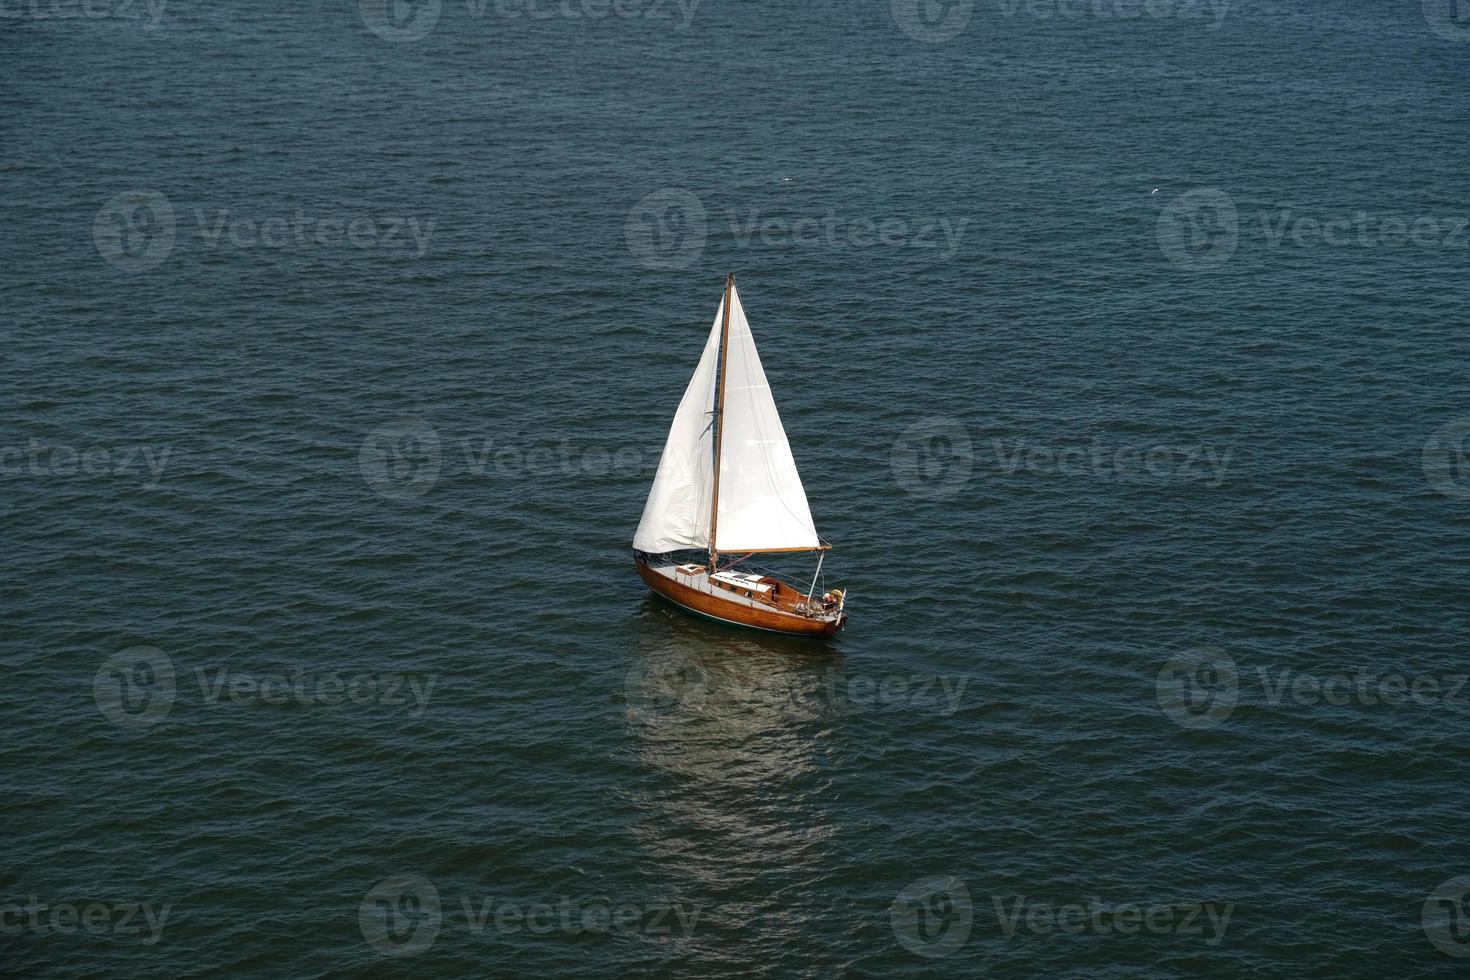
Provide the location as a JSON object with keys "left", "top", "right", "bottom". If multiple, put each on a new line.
{"left": 636, "top": 561, "right": 843, "bottom": 637}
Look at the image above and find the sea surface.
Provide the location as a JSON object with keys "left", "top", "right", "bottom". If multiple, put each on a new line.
{"left": 3, "top": 0, "right": 1470, "bottom": 975}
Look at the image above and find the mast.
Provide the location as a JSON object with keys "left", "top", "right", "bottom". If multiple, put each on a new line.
{"left": 708, "top": 272, "right": 733, "bottom": 571}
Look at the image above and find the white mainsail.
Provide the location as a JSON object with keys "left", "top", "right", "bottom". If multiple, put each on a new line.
{"left": 633, "top": 281, "right": 821, "bottom": 555}
{"left": 632, "top": 304, "right": 722, "bottom": 553}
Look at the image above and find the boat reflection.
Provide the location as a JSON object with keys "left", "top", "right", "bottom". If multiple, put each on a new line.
{"left": 625, "top": 596, "right": 846, "bottom": 738}
{"left": 622, "top": 597, "right": 847, "bottom": 945}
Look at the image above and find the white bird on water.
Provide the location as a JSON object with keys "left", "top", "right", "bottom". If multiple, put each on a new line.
{"left": 1151, "top": 188, "right": 1160, "bottom": 194}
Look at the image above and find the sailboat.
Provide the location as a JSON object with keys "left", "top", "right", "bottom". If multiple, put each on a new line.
{"left": 633, "top": 275, "right": 847, "bottom": 637}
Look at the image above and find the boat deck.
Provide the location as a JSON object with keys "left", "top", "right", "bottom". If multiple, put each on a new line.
{"left": 644, "top": 562, "right": 841, "bottom": 621}
{"left": 652, "top": 564, "right": 767, "bottom": 610}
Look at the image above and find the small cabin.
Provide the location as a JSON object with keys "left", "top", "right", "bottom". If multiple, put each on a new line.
{"left": 709, "top": 570, "right": 780, "bottom": 604}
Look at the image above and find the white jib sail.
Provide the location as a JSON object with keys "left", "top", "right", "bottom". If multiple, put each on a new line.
{"left": 632, "top": 301, "right": 723, "bottom": 553}
{"left": 713, "top": 284, "right": 821, "bottom": 552}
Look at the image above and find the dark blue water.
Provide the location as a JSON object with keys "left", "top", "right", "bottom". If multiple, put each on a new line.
{"left": 4, "top": 0, "right": 1470, "bottom": 975}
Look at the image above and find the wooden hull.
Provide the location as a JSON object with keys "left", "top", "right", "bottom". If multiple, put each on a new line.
{"left": 636, "top": 561, "right": 843, "bottom": 637}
